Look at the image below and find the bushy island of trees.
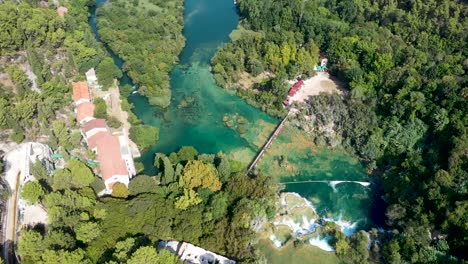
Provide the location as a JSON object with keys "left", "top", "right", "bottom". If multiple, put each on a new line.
{"left": 96, "top": 0, "right": 186, "bottom": 108}
{"left": 213, "top": 0, "right": 467, "bottom": 262}
{"left": 18, "top": 146, "right": 277, "bottom": 263}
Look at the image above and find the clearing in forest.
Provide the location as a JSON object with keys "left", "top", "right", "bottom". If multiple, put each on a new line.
{"left": 289, "top": 72, "right": 344, "bottom": 104}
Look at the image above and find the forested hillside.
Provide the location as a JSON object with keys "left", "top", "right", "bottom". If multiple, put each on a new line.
{"left": 97, "top": 0, "right": 185, "bottom": 107}
{"left": 18, "top": 147, "right": 277, "bottom": 263}
{"left": 213, "top": 0, "right": 467, "bottom": 262}
{"left": 0, "top": 0, "right": 108, "bottom": 146}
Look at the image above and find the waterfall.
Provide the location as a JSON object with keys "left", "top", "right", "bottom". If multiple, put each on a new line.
{"left": 309, "top": 236, "right": 335, "bottom": 252}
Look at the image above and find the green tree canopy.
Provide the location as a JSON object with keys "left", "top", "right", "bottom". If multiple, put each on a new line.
{"left": 96, "top": 57, "right": 122, "bottom": 89}
{"left": 181, "top": 160, "right": 221, "bottom": 192}
{"left": 112, "top": 182, "right": 129, "bottom": 198}
{"left": 21, "top": 181, "right": 45, "bottom": 204}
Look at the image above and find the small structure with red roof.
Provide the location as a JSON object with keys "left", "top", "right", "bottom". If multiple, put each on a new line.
{"left": 288, "top": 80, "right": 304, "bottom": 96}
{"left": 76, "top": 102, "right": 95, "bottom": 124}
{"left": 72, "top": 82, "right": 91, "bottom": 106}
{"left": 82, "top": 119, "right": 107, "bottom": 140}
{"left": 284, "top": 80, "right": 304, "bottom": 106}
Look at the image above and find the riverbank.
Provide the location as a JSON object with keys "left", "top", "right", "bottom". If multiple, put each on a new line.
{"left": 95, "top": 0, "right": 185, "bottom": 108}
{"left": 89, "top": 0, "right": 378, "bottom": 262}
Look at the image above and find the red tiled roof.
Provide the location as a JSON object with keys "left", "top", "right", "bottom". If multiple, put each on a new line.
{"left": 72, "top": 82, "right": 91, "bottom": 103}
{"left": 288, "top": 81, "right": 304, "bottom": 96}
{"left": 87, "top": 131, "right": 107, "bottom": 150}
{"left": 76, "top": 102, "right": 95, "bottom": 123}
{"left": 83, "top": 119, "right": 107, "bottom": 133}
{"left": 92, "top": 132, "right": 128, "bottom": 182}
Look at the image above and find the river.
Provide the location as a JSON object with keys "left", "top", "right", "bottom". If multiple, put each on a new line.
{"left": 89, "top": 0, "right": 381, "bottom": 262}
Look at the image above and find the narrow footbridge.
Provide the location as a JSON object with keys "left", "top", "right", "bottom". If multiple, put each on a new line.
{"left": 246, "top": 111, "right": 292, "bottom": 175}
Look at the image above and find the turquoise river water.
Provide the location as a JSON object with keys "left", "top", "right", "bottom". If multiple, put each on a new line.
{"left": 90, "top": 0, "right": 382, "bottom": 261}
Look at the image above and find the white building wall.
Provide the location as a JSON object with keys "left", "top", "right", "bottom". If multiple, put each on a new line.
{"left": 74, "top": 98, "right": 90, "bottom": 107}
{"left": 84, "top": 127, "right": 107, "bottom": 141}
{"left": 104, "top": 175, "right": 130, "bottom": 190}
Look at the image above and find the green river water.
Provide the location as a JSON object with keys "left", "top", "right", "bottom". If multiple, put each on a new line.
{"left": 91, "top": 0, "right": 380, "bottom": 261}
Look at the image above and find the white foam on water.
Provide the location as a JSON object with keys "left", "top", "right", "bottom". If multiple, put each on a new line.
{"left": 323, "top": 216, "right": 359, "bottom": 236}
{"left": 269, "top": 235, "right": 282, "bottom": 248}
{"left": 309, "top": 236, "right": 335, "bottom": 252}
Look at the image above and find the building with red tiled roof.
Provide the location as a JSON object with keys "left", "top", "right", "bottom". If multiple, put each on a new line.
{"left": 72, "top": 82, "right": 91, "bottom": 106}
{"left": 76, "top": 102, "right": 95, "bottom": 124}
{"left": 87, "top": 131, "right": 130, "bottom": 190}
{"left": 82, "top": 119, "right": 107, "bottom": 140}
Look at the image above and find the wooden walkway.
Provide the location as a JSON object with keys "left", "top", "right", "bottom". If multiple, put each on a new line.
{"left": 246, "top": 111, "right": 292, "bottom": 175}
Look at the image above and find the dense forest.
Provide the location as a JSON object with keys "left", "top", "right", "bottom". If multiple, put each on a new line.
{"left": 213, "top": 0, "right": 467, "bottom": 262}
{"left": 96, "top": 0, "right": 185, "bottom": 107}
{"left": 18, "top": 147, "right": 277, "bottom": 263}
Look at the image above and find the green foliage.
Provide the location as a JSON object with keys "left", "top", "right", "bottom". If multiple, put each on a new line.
{"left": 75, "top": 222, "right": 101, "bottom": 243}
{"left": 52, "top": 159, "right": 94, "bottom": 190}
{"left": 128, "top": 175, "right": 158, "bottom": 195}
{"left": 129, "top": 124, "right": 159, "bottom": 151}
{"left": 18, "top": 230, "right": 45, "bottom": 263}
{"left": 107, "top": 116, "right": 122, "bottom": 129}
{"left": 96, "top": 57, "right": 122, "bottom": 89}
{"left": 335, "top": 231, "right": 370, "bottom": 264}
{"left": 112, "top": 183, "right": 129, "bottom": 198}
{"left": 0, "top": 3, "right": 66, "bottom": 53}
{"left": 21, "top": 181, "right": 45, "bottom": 204}
{"left": 97, "top": 0, "right": 185, "bottom": 107}
{"left": 19, "top": 146, "right": 277, "bottom": 262}
{"left": 177, "top": 146, "right": 198, "bottom": 162}
{"left": 181, "top": 160, "right": 221, "bottom": 192}
{"left": 217, "top": 157, "right": 232, "bottom": 183}
{"left": 6, "top": 65, "right": 29, "bottom": 96}
{"left": 39, "top": 249, "right": 91, "bottom": 264}
{"left": 175, "top": 188, "right": 202, "bottom": 210}
{"left": 127, "top": 247, "right": 179, "bottom": 264}
{"left": 219, "top": 0, "right": 468, "bottom": 261}
{"left": 93, "top": 98, "right": 108, "bottom": 119}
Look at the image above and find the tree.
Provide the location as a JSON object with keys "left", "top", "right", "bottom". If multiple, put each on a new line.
{"left": 51, "top": 120, "right": 70, "bottom": 150}
{"left": 129, "top": 125, "right": 159, "bottom": 151}
{"left": 216, "top": 157, "right": 231, "bottom": 183}
{"left": 181, "top": 160, "right": 221, "bottom": 192}
{"left": 18, "top": 230, "right": 45, "bottom": 263}
{"left": 107, "top": 116, "right": 122, "bottom": 129}
{"left": 383, "top": 240, "right": 401, "bottom": 264}
{"left": 162, "top": 156, "right": 175, "bottom": 184}
{"left": 21, "top": 181, "right": 45, "bottom": 204}
{"left": 51, "top": 160, "right": 94, "bottom": 190}
{"left": 112, "top": 237, "right": 135, "bottom": 262}
{"left": 68, "top": 159, "right": 95, "bottom": 188}
{"left": 175, "top": 188, "right": 202, "bottom": 210}
{"left": 112, "top": 182, "right": 129, "bottom": 198}
{"left": 129, "top": 175, "right": 157, "bottom": 195}
{"left": 39, "top": 249, "right": 91, "bottom": 264}
{"left": 177, "top": 146, "right": 198, "bottom": 162}
{"left": 127, "top": 246, "right": 179, "bottom": 264}
{"left": 96, "top": 57, "right": 122, "bottom": 89}
{"left": 75, "top": 222, "right": 101, "bottom": 243}
{"left": 93, "top": 98, "right": 108, "bottom": 119}
{"left": 6, "top": 65, "right": 29, "bottom": 96}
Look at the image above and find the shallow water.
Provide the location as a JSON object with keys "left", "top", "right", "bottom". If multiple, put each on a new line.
{"left": 89, "top": 0, "right": 380, "bottom": 258}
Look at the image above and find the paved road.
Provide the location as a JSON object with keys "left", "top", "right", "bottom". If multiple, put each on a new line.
{"left": 2, "top": 145, "right": 26, "bottom": 264}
